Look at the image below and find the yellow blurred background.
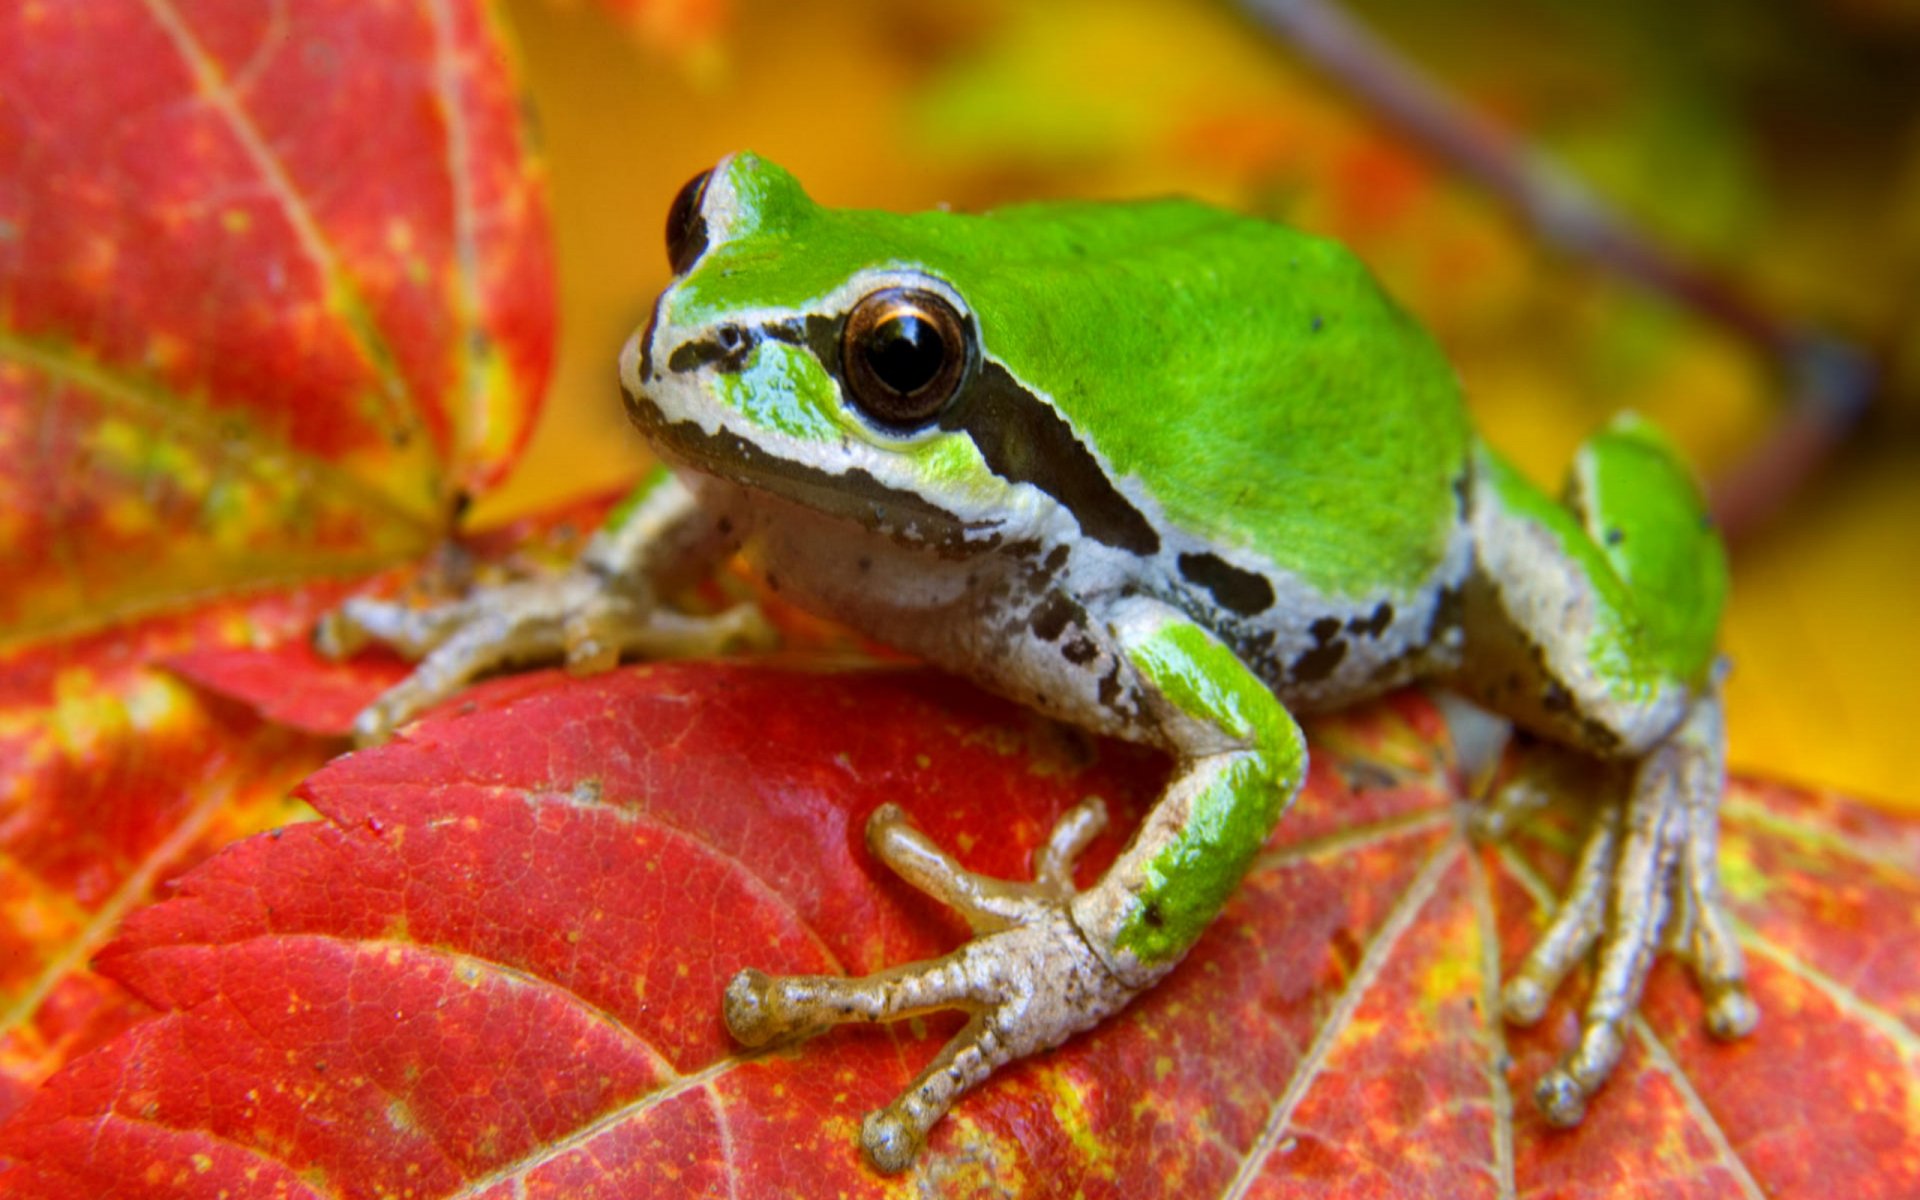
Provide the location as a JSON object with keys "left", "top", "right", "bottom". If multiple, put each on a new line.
{"left": 483, "top": 0, "right": 1920, "bottom": 810}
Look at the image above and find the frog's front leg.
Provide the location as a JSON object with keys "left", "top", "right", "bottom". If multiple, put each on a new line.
{"left": 724, "top": 599, "right": 1307, "bottom": 1172}
{"left": 1453, "top": 419, "right": 1756, "bottom": 1126}
{"left": 318, "top": 467, "right": 770, "bottom": 745}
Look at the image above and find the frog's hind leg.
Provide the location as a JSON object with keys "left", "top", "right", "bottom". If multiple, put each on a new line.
{"left": 1452, "top": 418, "right": 1755, "bottom": 1126}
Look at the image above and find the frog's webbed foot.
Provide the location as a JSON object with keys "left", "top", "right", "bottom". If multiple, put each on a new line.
{"left": 1499, "top": 694, "right": 1757, "bottom": 1126}
{"left": 724, "top": 799, "right": 1142, "bottom": 1173}
{"left": 317, "top": 571, "right": 772, "bottom": 747}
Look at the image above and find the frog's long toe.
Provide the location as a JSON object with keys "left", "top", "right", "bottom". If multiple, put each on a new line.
{"left": 1509, "top": 695, "right": 1754, "bottom": 1127}
{"left": 723, "top": 800, "right": 1140, "bottom": 1172}
{"left": 1501, "top": 797, "right": 1622, "bottom": 1026}
{"left": 1672, "top": 746, "right": 1758, "bottom": 1041}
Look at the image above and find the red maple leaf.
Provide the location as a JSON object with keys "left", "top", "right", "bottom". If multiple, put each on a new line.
{"left": 7, "top": 654, "right": 1919, "bottom": 1195}
{"left": 0, "top": 0, "right": 549, "bottom": 1114}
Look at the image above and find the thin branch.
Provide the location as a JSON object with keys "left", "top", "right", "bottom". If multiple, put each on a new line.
{"left": 1240, "top": 0, "right": 1874, "bottom": 538}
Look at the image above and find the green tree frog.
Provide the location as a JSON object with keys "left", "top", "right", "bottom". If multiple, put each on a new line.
{"left": 320, "top": 153, "right": 1756, "bottom": 1172}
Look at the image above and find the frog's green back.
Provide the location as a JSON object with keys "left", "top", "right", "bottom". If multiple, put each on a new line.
{"left": 674, "top": 155, "right": 1471, "bottom": 599}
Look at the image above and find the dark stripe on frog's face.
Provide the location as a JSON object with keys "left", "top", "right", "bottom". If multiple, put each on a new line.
{"left": 937, "top": 361, "right": 1162, "bottom": 557}
{"left": 651, "top": 307, "right": 1165, "bottom": 561}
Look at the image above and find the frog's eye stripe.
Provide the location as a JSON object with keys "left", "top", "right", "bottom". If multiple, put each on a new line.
{"left": 937, "top": 361, "right": 1163, "bottom": 558}
{"left": 666, "top": 169, "right": 713, "bottom": 276}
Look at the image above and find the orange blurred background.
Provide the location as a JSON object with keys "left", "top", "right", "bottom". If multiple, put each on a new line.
{"left": 484, "top": 0, "right": 1920, "bottom": 810}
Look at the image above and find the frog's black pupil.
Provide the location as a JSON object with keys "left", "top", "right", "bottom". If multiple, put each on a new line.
{"left": 840, "top": 287, "right": 968, "bottom": 428}
{"left": 866, "top": 314, "right": 947, "bottom": 396}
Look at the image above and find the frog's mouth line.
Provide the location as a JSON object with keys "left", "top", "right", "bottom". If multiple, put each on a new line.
{"left": 623, "top": 387, "right": 1004, "bottom": 557}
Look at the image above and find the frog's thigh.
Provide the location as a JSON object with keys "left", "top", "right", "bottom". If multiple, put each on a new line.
{"left": 722, "top": 600, "right": 1305, "bottom": 1172}
{"left": 1452, "top": 424, "right": 1752, "bottom": 1126}
{"left": 1450, "top": 418, "right": 1729, "bottom": 755}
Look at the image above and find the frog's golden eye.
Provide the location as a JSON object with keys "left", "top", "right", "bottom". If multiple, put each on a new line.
{"left": 841, "top": 287, "right": 971, "bottom": 429}
{"left": 665, "top": 168, "right": 712, "bottom": 275}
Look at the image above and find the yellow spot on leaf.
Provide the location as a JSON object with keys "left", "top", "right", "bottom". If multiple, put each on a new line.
{"left": 145, "top": 331, "right": 188, "bottom": 371}
{"left": 1040, "top": 1064, "right": 1114, "bottom": 1172}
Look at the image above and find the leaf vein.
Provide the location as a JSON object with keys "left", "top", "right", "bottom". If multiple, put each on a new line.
{"left": 1223, "top": 838, "right": 1462, "bottom": 1198}
{"left": 0, "top": 758, "right": 239, "bottom": 1043}
{"left": 138, "top": 0, "right": 425, "bottom": 459}
{"left": 422, "top": 0, "right": 492, "bottom": 476}
{"left": 1467, "top": 849, "right": 1518, "bottom": 1200}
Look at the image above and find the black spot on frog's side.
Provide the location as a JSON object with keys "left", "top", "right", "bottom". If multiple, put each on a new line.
{"left": 1346, "top": 601, "right": 1394, "bottom": 639}
{"left": 1030, "top": 593, "right": 1088, "bottom": 643}
{"left": 1061, "top": 637, "right": 1099, "bottom": 666}
{"left": 1289, "top": 616, "right": 1348, "bottom": 684}
{"left": 1177, "top": 552, "right": 1275, "bottom": 617}
{"left": 1425, "top": 584, "right": 1465, "bottom": 645}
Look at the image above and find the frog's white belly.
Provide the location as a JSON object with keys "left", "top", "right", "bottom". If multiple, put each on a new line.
{"left": 700, "top": 474, "right": 1473, "bottom": 743}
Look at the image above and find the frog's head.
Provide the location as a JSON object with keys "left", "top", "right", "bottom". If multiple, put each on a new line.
{"left": 621, "top": 152, "right": 1099, "bottom": 554}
